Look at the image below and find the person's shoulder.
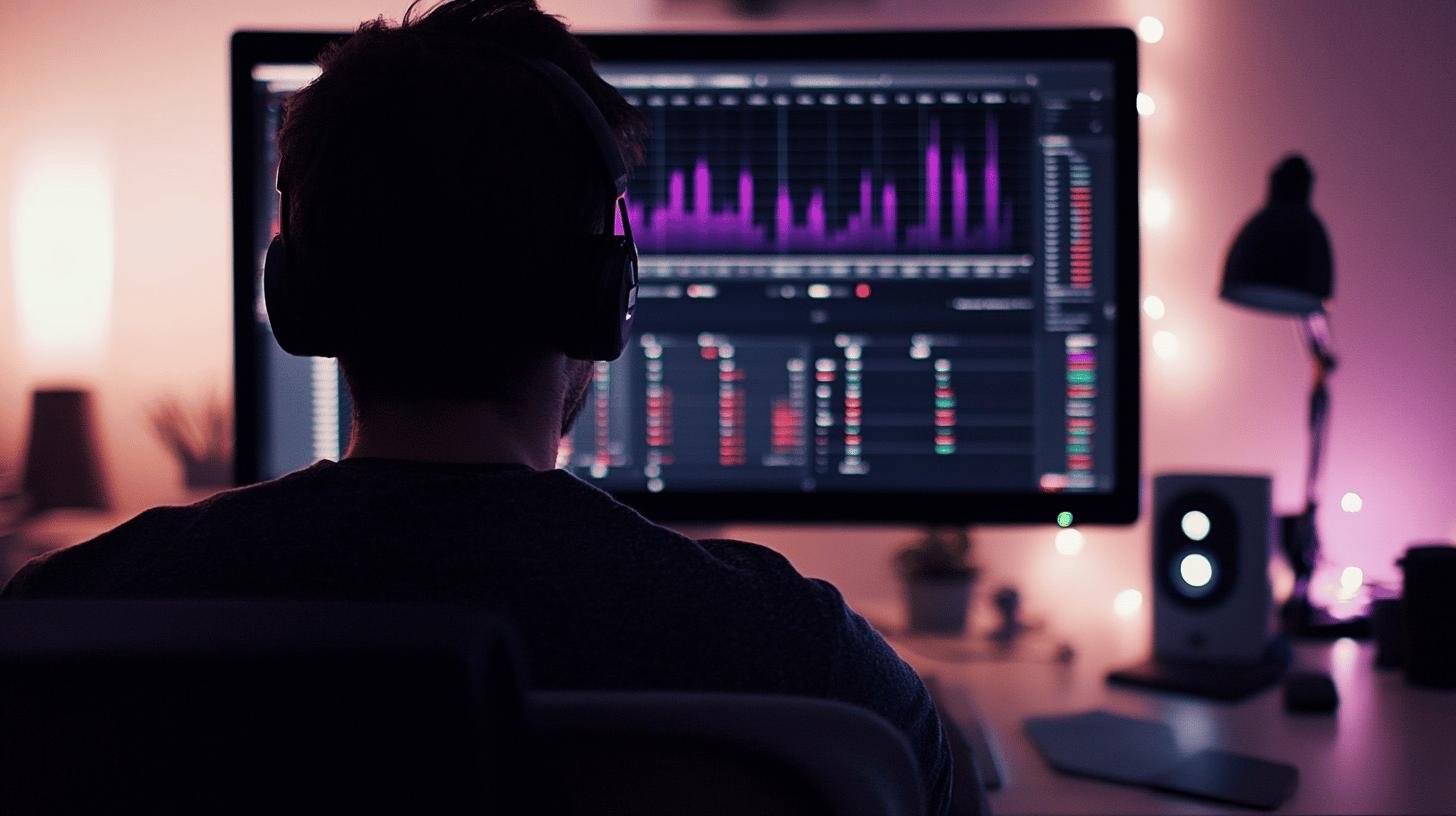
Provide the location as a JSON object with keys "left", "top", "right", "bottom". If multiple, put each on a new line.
{"left": 695, "top": 537, "right": 805, "bottom": 580}
{"left": 196, "top": 460, "right": 342, "bottom": 508}
{"left": 0, "top": 462, "right": 337, "bottom": 599}
{"left": 1, "top": 504, "right": 193, "bottom": 598}
{"left": 687, "top": 537, "right": 855, "bottom": 636}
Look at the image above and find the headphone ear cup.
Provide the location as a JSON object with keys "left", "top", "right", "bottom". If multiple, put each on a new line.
{"left": 263, "top": 235, "right": 301, "bottom": 354}
{"left": 264, "top": 234, "right": 333, "bottom": 358}
{"left": 561, "top": 236, "right": 637, "bottom": 362}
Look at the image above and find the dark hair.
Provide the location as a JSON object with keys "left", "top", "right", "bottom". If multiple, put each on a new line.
{"left": 276, "top": 0, "right": 648, "bottom": 409}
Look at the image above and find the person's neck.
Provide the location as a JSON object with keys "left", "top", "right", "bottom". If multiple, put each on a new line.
{"left": 345, "top": 398, "right": 560, "bottom": 470}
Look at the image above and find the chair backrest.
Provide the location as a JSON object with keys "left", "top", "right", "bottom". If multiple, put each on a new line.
{"left": 0, "top": 601, "right": 524, "bottom": 815}
{"left": 0, "top": 602, "right": 927, "bottom": 816}
{"left": 529, "top": 691, "right": 926, "bottom": 816}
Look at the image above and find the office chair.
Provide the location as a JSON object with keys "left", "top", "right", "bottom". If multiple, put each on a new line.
{"left": 0, "top": 601, "right": 927, "bottom": 816}
{"left": 0, "top": 601, "right": 525, "bottom": 814}
{"left": 530, "top": 691, "right": 926, "bottom": 816}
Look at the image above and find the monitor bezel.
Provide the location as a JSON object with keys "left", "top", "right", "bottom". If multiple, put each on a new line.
{"left": 232, "top": 28, "right": 1140, "bottom": 525}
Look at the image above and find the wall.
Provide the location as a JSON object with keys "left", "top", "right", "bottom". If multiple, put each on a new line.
{"left": 3, "top": 0, "right": 1453, "bottom": 645}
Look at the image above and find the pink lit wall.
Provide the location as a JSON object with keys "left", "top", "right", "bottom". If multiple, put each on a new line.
{"left": 3, "top": 1, "right": 1453, "bottom": 643}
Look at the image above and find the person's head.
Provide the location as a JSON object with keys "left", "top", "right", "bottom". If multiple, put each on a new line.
{"left": 275, "top": 0, "right": 648, "bottom": 431}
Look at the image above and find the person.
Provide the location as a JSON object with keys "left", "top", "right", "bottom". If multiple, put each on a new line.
{"left": 1, "top": 1, "right": 956, "bottom": 812}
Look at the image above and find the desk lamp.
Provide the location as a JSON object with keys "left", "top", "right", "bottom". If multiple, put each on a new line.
{"left": 1221, "top": 154, "right": 1359, "bottom": 637}
{"left": 12, "top": 149, "right": 114, "bottom": 519}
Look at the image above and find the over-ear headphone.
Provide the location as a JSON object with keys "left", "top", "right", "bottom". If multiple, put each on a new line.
{"left": 263, "top": 54, "right": 639, "bottom": 362}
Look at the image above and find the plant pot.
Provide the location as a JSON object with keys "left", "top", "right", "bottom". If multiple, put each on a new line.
{"left": 905, "top": 573, "right": 976, "bottom": 635}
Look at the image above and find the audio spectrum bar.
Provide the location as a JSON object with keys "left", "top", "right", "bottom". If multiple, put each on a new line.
{"left": 615, "top": 86, "right": 1035, "bottom": 259}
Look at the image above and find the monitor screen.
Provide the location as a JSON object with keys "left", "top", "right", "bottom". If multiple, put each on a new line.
{"left": 232, "top": 30, "right": 1140, "bottom": 523}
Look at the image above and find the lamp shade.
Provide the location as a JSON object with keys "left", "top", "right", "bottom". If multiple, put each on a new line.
{"left": 21, "top": 388, "right": 109, "bottom": 514}
{"left": 1221, "top": 155, "right": 1333, "bottom": 315}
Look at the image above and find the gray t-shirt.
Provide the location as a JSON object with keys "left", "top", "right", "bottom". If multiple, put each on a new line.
{"left": 3, "top": 457, "right": 953, "bottom": 814}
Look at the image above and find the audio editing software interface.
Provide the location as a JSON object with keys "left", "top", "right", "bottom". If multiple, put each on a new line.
{"left": 250, "top": 58, "right": 1120, "bottom": 494}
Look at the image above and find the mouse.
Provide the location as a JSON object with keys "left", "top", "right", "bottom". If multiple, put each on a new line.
{"left": 1283, "top": 670, "right": 1338, "bottom": 713}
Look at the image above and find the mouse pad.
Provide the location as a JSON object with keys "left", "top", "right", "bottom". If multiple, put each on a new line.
{"left": 1024, "top": 710, "right": 1183, "bottom": 784}
{"left": 1025, "top": 710, "right": 1298, "bottom": 810}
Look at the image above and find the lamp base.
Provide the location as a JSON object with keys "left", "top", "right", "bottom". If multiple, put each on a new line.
{"left": 1281, "top": 595, "right": 1371, "bottom": 640}
{"left": 22, "top": 388, "right": 109, "bottom": 515}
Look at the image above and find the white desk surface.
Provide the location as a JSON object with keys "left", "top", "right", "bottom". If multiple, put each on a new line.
{"left": 877, "top": 620, "right": 1456, "bottom": 815}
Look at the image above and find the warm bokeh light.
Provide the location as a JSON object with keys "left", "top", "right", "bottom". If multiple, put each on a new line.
{"left": 1332, "top": 637, "right": 1359, "bottom": 672}
{"left": 1337, "top": 565, "right": 1364, "bottom": 601}
{"left": 12, "top": 146, "right": 115, "bottom": 377}
{"left": 1113, "top": 588, "right": 1143, "bottom": 618}
{"left": 1137, "top": 16, "right": 1165, "bottom": 44}
{"left": 1341, "top": 491, "right": 1364, "bottom": 512}
{"left": 1136, "top": 91, "right": 1156, "bottom": 117}
{"left": 1054, "top": 527, "right": 1085, "bottom": 556}
{"left": 1152, "top": 330, "right": 1180, "bottom": 359}
{"left": 1142, "top": 186, "right": 1172, "bottom": 228}
{"left": 1142, "top": 295, "right": 1166, "bottom": 320}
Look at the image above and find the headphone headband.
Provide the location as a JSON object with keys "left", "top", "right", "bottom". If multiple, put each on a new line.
{"left": 264, "top": 49, "right": 640, "bottom": 363}
{"left": 523, "top": 57, "right": 630, "bottom": 198}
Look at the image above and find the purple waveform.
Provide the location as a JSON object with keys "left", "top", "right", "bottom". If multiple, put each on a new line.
{"left": 625, "top": 113, "right": 1013, "bottom": 253}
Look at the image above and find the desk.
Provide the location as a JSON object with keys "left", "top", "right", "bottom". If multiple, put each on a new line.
{"left": 884, "top": 629, "right": 1455, "bottom": 815}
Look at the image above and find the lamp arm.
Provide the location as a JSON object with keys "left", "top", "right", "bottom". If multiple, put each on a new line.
{"left": 1276, "top": 311, "right": 1337, "bottom": 588}
{"left": 1301, "top": 313, "right": 1335, "bottom": 509}
{"left": 1302, "top": 311, "right": 1337, "bottom": 370}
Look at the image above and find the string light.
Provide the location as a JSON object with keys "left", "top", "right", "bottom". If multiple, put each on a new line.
{"left": 1136, "top": 92, "right": 1156, "bottom": 117}
{"left": 1113, "top": 588, "right": 1144, "bottom": 618}
{"left": 1153, "top": 330, "right": 1180, "bottom": 359}
{"left": 1142, "top": 295, "right": 1166, "bottom": 320}
{"left": 1137, "top": 16, "right": 1165, "bottom": 44}
{"left": 1338, "top": 566, "right": 1364, "bottom": 601}
{"left": 1054, "top": 527, "right": 1085, "bottom": 556}
{"left": 1143, "top": 187, "right": 1172, "bottom": 228}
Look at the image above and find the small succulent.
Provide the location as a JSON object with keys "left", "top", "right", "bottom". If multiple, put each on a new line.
{"left": 896, "top": 527, "right": 977, "bottom": 579}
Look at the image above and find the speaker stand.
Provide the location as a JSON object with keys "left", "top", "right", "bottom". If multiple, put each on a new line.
{"left": 1107, "top": 656, "right": 1287, "bottom": 702}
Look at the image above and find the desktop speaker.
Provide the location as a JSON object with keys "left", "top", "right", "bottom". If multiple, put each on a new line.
{"left": 1152, "top": 473, "right": 1274, "bottom": 663}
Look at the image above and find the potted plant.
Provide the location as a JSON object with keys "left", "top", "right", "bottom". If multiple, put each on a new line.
{"left": 896, "top": 527, "right": 979, "bottom": 635}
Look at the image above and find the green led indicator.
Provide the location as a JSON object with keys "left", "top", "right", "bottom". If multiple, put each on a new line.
{"left": 1056, "top": 511, "right": 1074, "bottom": 528}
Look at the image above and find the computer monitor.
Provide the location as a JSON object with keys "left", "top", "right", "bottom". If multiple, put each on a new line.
{"left": 232, "top": 29, "right": 1140, "bottom": 524}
